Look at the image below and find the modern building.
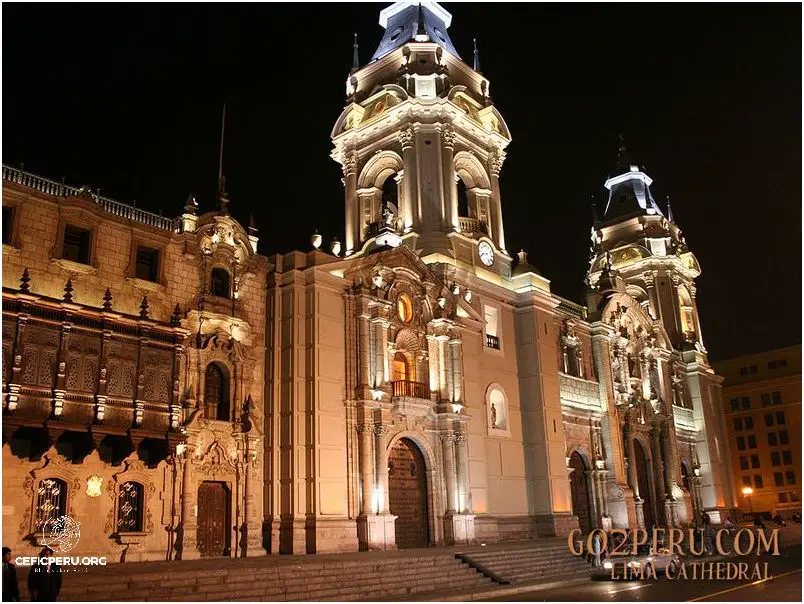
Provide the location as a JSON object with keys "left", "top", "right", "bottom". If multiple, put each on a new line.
{"left": 715, "top": 345, "right": 801, "bottom": 519}
{"left": 2, "top": 1, "right": 734, "bottom": 562}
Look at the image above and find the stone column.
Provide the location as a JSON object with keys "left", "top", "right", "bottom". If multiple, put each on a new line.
{"left": 442, "top": 433, "right": 457, "bottom": 514}
{"left": 343, "top": 151, "right": 358, "bottom": 256}
{"left": 180, "top": 455, "right": 199, "bottom": 560}
{"left": 399, "top": 127, "right": 417, "bottom": 232}
{"left": 586, "top": 469, "right": 601, "bottom": 528}
{"left": 456, "top": 433, "right": 470, "bottom": 513}
{"left": 437, "top": 335, "right": 449, "bottom": 401}
{"left": 442, "top": 126, "right": 458, "bottom": 231}
{"left": 449, "top": 337, "right": 462, "bottom": 403}
{"left": 643, "top": 273, "right": 660, "bottom": 321}
{"left": 427, "top": 335, "right": 439, "bottom": 394}
{"left": 243, "top": 439, "right": 265, "bottom": 555}
{"left": 626, "top": 434, "right": 639, "bottom": 499}
{"left": 372, "top": 317, "right": 388, "bottom": 389}
{"left": 689, "top": 284, "right": 705, "bottom": 349}
{"left": 489, "top": 150, "right": 507, "bottom": 252}
{"left": 651, "top": 425, "right": 667, "bottom": 524}
{"left": 358, "top": 313, "right": 371, "bottom": 392}
{"left": 359, "top": 424, "right": 373, "bottom": 514}
{"left": 374, "top": 424, "right": 390, "bottom": 513}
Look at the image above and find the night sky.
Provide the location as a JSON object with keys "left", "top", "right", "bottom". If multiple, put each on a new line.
{"left": 3, "top": 3, "right": 800, "bottom": 360}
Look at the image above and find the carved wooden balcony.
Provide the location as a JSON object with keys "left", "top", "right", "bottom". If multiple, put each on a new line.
{"left": 391, "top": 380, "right": 430, "bottom": 400}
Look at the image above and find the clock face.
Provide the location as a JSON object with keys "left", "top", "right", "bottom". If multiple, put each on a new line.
{"left": 478, "top": 241, "right": 494, "bottom": 266}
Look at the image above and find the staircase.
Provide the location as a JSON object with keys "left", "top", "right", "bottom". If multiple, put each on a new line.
{"left": 39, "top": 549, "right": 495, "bottom": 602}
{"left": 456, "top": 539, "right": 591, "bottom": 585}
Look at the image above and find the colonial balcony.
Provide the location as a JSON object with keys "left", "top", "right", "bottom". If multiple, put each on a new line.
{"left": 391, "top": 380, "right": 430, "bottom": 399}
{"left": 457, "top": 217, "right": 488, "bottom": 237}
{"left": 2, "top": 287, "right": 188, "bottom": 460}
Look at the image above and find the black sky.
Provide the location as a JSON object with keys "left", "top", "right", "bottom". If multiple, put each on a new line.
{"left": 3, "top": 3, "right": 801, "bottom": 361}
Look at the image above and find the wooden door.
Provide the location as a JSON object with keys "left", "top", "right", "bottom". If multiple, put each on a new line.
{"left": 634, "top": 439, "right": 655, "bottom": 530}
{"left": 569, "top": 452, "right": 593, "bottom": 533}
{"left": 197, "top": 481, "right": 230, "bottom": 558}
{"left": 388, "top": 438, "right": 429, "bottom": 549}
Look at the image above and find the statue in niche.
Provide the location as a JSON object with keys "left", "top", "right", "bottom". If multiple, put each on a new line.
{"left": 490, "top": 402, "right": 498, "bottom": 428}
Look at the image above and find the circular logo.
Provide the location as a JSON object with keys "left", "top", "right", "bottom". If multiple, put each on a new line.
{"left": 42, "top": 515, "right": 81, "bottom": 553}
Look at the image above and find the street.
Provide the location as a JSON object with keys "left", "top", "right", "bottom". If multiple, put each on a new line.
{"left": 487, "top": 545, "right": 802, "bottom": 601}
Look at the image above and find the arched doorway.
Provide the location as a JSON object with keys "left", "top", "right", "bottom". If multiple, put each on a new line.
{"left": 388, "top": 438, "right": 429, "bottom": 549}
{"left": 392, "top": 352, "right": 409, "bottom": 382}
{"left": 633, "top": 439, "right": 655, "bottom": 530}
{"left": 569, "top": 451, "right": 593, "bottom": 533}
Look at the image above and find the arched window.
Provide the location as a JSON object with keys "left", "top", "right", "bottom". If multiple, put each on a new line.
{"left": 678, "top": 286, "right": 695, "bottom": 339}
{"left": 397, "top": 294, "right": 413, "bottom": 324}
{"left": 457, "top": 180, "right": 469, "bottom": 217}
{"left": 487, "top": 385, "right": 509, "bottom": 433}
{"left": 210, "top": 267, "right": 231, "bottom": 299}
{"left": 393, "top": 352, "right": 409, "bottom": 382}
{"left": 204, "top": 363, "right": 230, "bottom": 421}
{"left": 35, "top": 478, "right": 67, "bottom": 532}
{"left": 117, "top": 482, "right": 144, "bottom": 533}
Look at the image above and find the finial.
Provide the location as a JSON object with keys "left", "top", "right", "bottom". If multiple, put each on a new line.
{"left": 248, "top": 214, "right": 258, "bottom": 236}
{"left": 415, "top": 3, "right": 428, "bottom": 41}
{"left": 330, "top": 237, "right": 342, "bottom": 256}
{"left": 473, "top": 38, "right": 481, "bottom": 73}
{"left": 184, "top": 192, "right": 198, "bottom": 215}
{"left": 218, "top": 175, "right": 230, "bottom": 215}
{"left": 517, "top": 249, "right": 528, "bottom": 265}
{"left": 352, "top": 33, "right": 360, "bottom": 72}
{"left": 170, "top": 303, "right": 182, "bottom": 326}
{"left": 19, "top": 268, "right": 31, "bottom": 293}
{"left": 139, "top": 296, "right": 150, "bottom": 319}
{"left": 311, "top": 230, "right": 322, "bottom": 250}
{"left": 63, "top": 278, "right": 74, "bottom": 303}
{"left": 102, "top": 287, "right": 113, "bottom": 311}
{"left": 666, "top": 196, "right": 675, "bottom": 223}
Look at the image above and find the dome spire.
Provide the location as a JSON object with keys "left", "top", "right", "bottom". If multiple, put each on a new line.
{"left": 473, "top": 37, "right": 481, "bottom": 73}
{"left": 351, "top": 33, "right": 360, "bottom": 72}
{"left": 217, "top": 103, "right": 230, "bottom": 215}
{"left": 666, "top": 195, "right": 675, "bottom": 223}
{"left": 415, "top": 3, "right": 429, "bottom": 41}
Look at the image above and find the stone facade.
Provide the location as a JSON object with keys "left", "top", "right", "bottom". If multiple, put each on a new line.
{"left": 2, "top": 1, "right": 735, "bottom": 562}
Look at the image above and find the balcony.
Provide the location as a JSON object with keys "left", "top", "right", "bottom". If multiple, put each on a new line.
{"left": 458, "top": 217, "right": 488, "bottom": 236}
{"left": 486, "top": 334, "right": 501, "bottom": 350}
{"left": 391, "top": 380, "right": 430, "bottom": 399}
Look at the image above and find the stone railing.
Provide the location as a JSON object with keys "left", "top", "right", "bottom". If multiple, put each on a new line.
{"left": 2, "top": 164, "right": 180, "bottom": 232}
{"left": 458, "top": 216, "right": 488, "bottom": 236}
{"left": 391, "top": 380, "right": 430, "bottom": 399}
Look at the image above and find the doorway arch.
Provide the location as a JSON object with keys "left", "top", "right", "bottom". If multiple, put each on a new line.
{"left": 633, "top": 438, "right": 655, "bottom": 530}
{"left": 388, "top": 437, "right": 430, "bottom": 548}
{"left": 569, "top": 451, "right": 593, "bottom": 533}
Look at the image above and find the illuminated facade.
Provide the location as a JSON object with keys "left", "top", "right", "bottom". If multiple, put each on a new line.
{"left": 715, "top": 346, "right": 801, "bottom": 518}
{"left": 2, "top": 1, "right": 735, "bottom": 561}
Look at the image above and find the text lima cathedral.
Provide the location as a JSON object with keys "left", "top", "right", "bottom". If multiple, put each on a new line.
{"left": 1, "top": 1, "right": 734, "bottom": 561}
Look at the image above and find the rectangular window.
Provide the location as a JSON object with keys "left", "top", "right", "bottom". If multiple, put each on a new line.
{"left": 740, "top": 367, "right": 748, "bottom": 376}
{"left": 778, "top": 492, "right": 789, "bottom": 503}
{"left": 792, "top": 492, "right": 800, "bottom": 502}
{"left": 764, "top": 412, "right": 774, "bottom": 427}
{"left": 484, "top": 305, "right": 500, "bottom": 350}
{"left": 754, "top": 475, "right": 763, "bottom": 489}
{"left": 782, "top": 450, "right": 792, "bottom": 465}
{"left": 772, "top": 451, "right": 781, "bottom": 466}
{"left": 776, "top": 411, "right": 786, "bottom": 425}
{"left": 730, "top": 398, "right": 740, "bottom": 412}
{"left": 61, "top": 224, "right": 91, "bottom": 264}
{"left": 739, "top": 456, "right": 749, "bottom": 470}
{"left": 117, "top": 482, "right": 144, "bottom": 533}
{"left": 750, "top": 454, "right": 760, "bottom": 469}
{"left": 135, "top": 245, "right": 160, "bottom": 282}
{"left": 733, "top": 418, "right": 743, "bottom": 431}
{"left": 761, "top": 393, "right": 771, "bottom": 407}
{"left": 775, "top": 472, "right": 785, "bottom": 487}
{"left": 786, "top": 471, "right": 796, "bottom": 485}
{"left": 35, "top": 478, "right": 67, "bottom": 532}
{"left": 741, "top": 397, "right": 751, "bottom": 410}
{"left": 750, "top": 365, "right": 758, "bottom": 373}
{"left": 780, "top": 359, "right": 788, "bottom": 368}
{"left": 2, "top": 206, "right": 14, "bottom": 245}
{"left": 742, "top": 476, "right": 752, "bottom": 487}
{"left": 772, "top": 391, "right": 783, "bottom": 405}
{"left": 768, "top": 432, "right": 778, "bottom": 447}
{"left": 744, "top": 416, "right": 754, "bottom": 430}
{"left": 779, "top": 430, "right": 789, "bottom": 445}
{"left": 736, "top": 436, "right": 746, "bottom": 451}
{"left": 747, "top": 435, "right": 757, "bottom": 449}
{"left": 768, "top": 360, "right": 777, "bottom": 370}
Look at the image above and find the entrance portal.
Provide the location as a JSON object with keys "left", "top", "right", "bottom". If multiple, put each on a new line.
{"left": 388, "top": 438, "right": 429, "bottom": 548}
{"left": 569, "top": 451, "right": 593, "bottom": 533}
{"left": 633, "top": 439, "right": 655, "bottom": 530}
{"left": 197, "top": 481, "right": 231, "bottom": 558}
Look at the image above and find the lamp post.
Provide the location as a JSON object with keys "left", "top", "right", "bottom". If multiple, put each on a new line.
{"left": 742, "top": 486, "right": 754, "bottom": 515}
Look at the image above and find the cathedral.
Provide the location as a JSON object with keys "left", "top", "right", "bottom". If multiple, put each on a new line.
{"left": 1, "top": 1, "right": 734, "bottom": 562}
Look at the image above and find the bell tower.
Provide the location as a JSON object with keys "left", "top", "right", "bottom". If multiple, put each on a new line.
{"left": 586, "top": 139, "right": 707, "bottom": 358}
{"left": 331, "top": 1, "right": 512, "bottom": 277}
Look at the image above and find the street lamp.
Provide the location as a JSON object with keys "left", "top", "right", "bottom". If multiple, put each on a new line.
{"left": 742, "top": 486, "right": 754, "bottom": 514}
